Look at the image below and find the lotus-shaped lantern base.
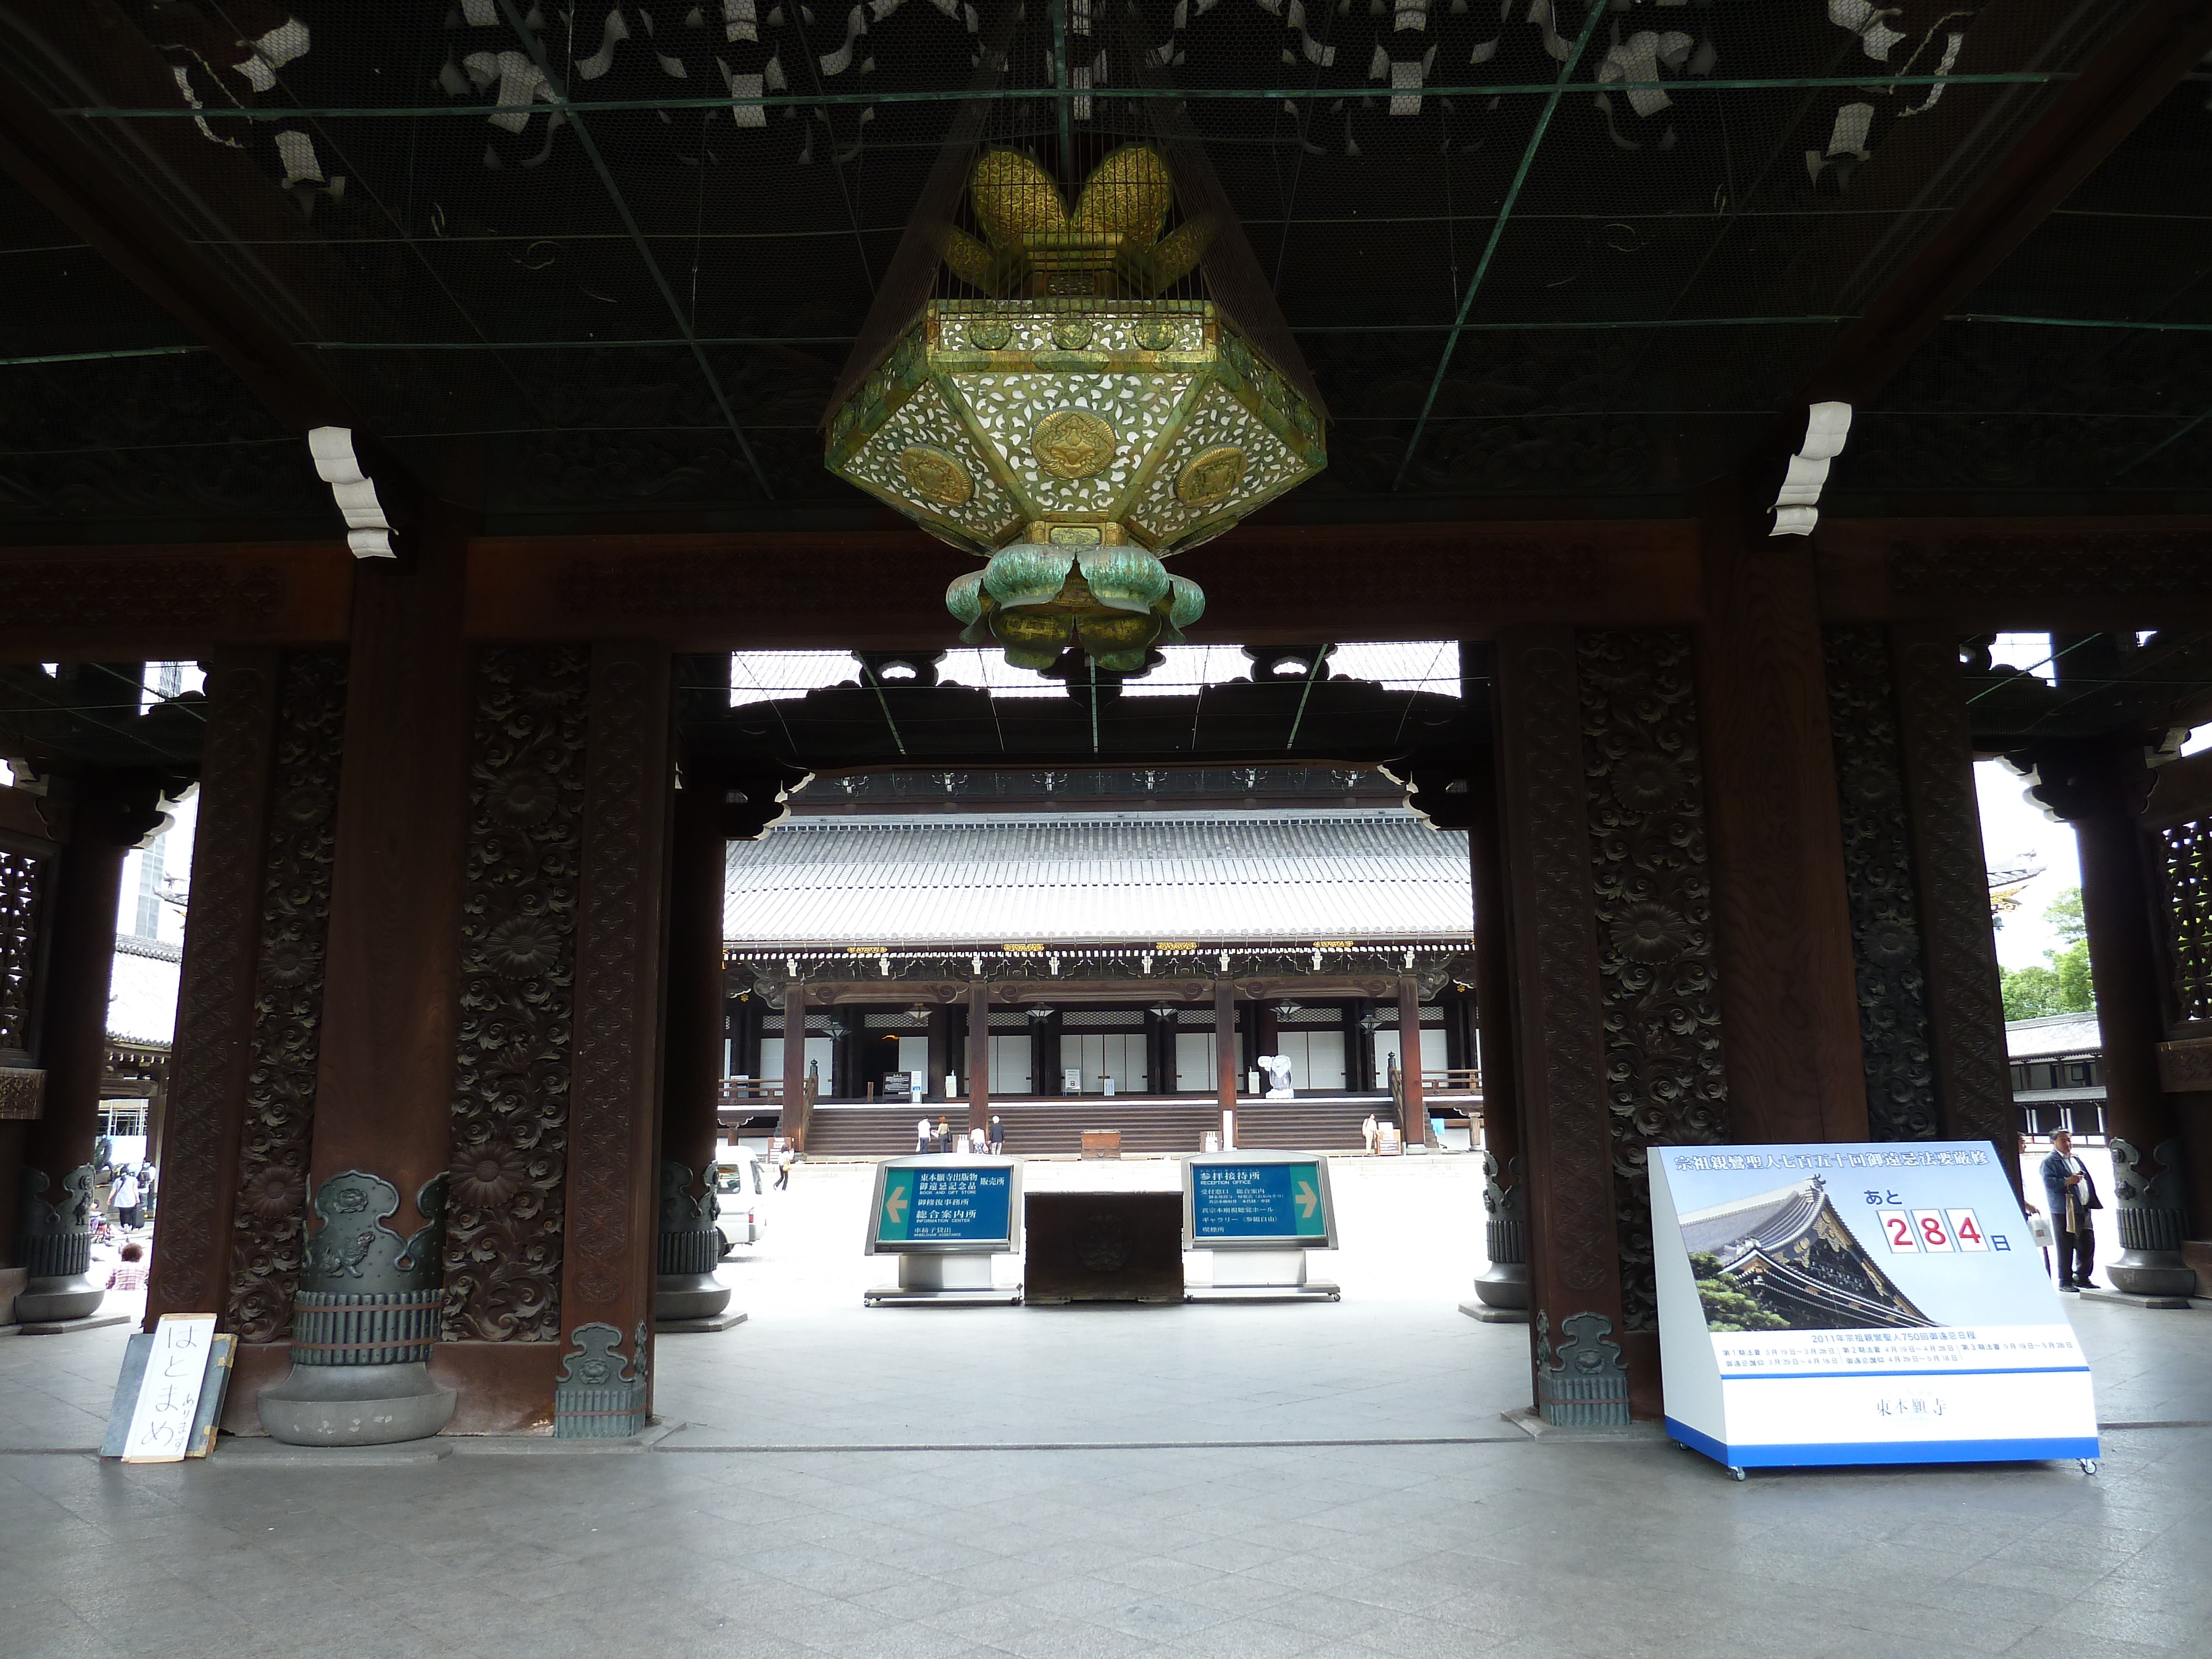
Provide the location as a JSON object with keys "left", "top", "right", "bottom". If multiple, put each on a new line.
{"left": 946, "top": 534, "right": 1204, "bottom": 672}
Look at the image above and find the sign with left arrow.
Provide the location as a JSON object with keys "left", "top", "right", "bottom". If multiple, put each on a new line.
{"left": 870, "top": 1162, "right": 1016, "bottom": 1251}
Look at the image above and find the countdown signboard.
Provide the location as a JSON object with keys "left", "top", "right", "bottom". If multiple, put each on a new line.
{"left": 1650, "top": 1142, "right": 2098, "bottom": 1473}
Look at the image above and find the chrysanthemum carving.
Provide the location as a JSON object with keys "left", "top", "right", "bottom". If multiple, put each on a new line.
{"left": 452, "top": 1146, "right": 531, "bottom": 1210}
{"left": 487, "top": 766, "right": 561, "bottom": 828}
{"left": 1610, "top": 753, "right": 1684, "bottom": 812}
{"left": 1610, "top": 901, "right": 1694, "bottom": 963}
{"left": 483, "top": 912, "right": 565, "bottom": 977}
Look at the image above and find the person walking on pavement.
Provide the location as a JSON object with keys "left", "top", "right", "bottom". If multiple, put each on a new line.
{"left": 2041, "top": 1130, "right": 2102, "bottom": 1290}
{"left": 915, "top": 1114, "right": 931, "bottom": 1154}
{"left": 775, "top": 1145, "right": 793, "bottom": 1190}
{"left": 988, "top": 1113, "right": 1004, "bottom": 1155}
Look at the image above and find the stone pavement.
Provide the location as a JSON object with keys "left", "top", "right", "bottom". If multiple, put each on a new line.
{"left": 3, "top": 1155, "right": 2209, "bottom": 1658}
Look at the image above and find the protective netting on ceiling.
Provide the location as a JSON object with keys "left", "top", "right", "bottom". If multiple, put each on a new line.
{"left": 0, "top": 0, "right": 2195, "bottom": 524}
{"left": 1837, "top": 76, "right": 2212, "bottom": 503}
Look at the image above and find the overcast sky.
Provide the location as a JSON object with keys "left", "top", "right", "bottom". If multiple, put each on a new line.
{"left": 1973, "top": 634, "right": 2208, "bottom": 972}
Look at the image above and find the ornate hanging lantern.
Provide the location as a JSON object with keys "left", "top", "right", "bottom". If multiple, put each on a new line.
{"left": 825, "top": 145, "right": 1326, "bottom": 671}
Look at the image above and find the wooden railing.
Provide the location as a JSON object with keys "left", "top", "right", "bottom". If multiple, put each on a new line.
{"left": 1422, "top": 1068, "right": 1483, "bottom": 1102}
{"left": 719, "top": 1078, "right": 785, "bottom": 1105}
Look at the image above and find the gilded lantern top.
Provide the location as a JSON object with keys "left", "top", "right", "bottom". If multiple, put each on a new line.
{"left": 824, "top": 145, "right": 1326, "bottom": 560}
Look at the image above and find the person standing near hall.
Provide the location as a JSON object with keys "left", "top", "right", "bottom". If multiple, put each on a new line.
{"left": 915, "top": 1115, "right": 931, "bottom": 1153}
{"left": 111, "top": 1165, "right": 143, "bottom": 1231}
{"left": 1360, "top": 1113, "right": 1378, "bottom": 1156}
{"left": 989, "top": 1113, "right": 1004, "bottom": 1154}
{"left": 2041, "top": 1130, "right": 2102, "bottom": 1290}
{"left": 935, "top": 1116, "right": 951, "bottom": 1152}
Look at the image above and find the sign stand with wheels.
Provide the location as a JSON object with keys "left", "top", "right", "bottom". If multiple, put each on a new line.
{"left": 1182, "top": 1151, "right": 1340, "bottom": 1301}
{"left": 863, "top": 1156, "right": 1024, "bottom": 1305}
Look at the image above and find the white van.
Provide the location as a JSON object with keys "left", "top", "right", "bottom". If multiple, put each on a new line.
{"left": 713, "top": 1158, "right": 766, "bottom": 1256}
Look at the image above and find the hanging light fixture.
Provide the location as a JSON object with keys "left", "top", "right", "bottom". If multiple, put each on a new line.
{"left": 825, "top": 144, "right": 1326, "bottom": 673}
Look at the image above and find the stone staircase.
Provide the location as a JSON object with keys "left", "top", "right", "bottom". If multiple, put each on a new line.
{"left": 802, "top": 1096, "right": 1389, "bottom": 1158}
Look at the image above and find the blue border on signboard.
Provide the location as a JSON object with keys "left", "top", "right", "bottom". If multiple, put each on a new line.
{"left": 1666, "top": 1416, "right": 2099, "bottom": 1469}
{"left": 1724, "top": 1365, "right": 2091, "bottom": 1381}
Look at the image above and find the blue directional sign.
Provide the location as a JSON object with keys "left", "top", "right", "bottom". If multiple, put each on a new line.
{"left": 1187, "top": 1158, "right": 1333, "bottom": 1248}
{"left": 870, "top": 1163, "right": 1014, "bottom": 1251}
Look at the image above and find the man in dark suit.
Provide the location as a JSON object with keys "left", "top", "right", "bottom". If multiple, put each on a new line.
{"left": 2039, "top": 1130, "right": 2101, "bottom": 1290}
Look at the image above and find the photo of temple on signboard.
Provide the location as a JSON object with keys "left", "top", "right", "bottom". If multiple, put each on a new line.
{"left": 1678, "top": 1177, "right": 1935, "bottom": 1332}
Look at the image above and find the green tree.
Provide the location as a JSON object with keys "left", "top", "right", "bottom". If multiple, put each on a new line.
{"left": 1690, "top": 1251, "right": 1790, "bottom": 1332}
{"left": 2001, "top": 964, "right": 2064, "bottom": 1021}
{"left": 2052, "top": 940, "right": 2094, "bottom": 1010}
{"left": 2001, "top": 889, "right": 2094, "bottom": 1019}
{"left": 2047, "top": 887, "right": 2086, "bottom": 946}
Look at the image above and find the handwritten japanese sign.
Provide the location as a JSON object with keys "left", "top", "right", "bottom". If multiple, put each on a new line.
{"left": 114, "top": 1314, "right": 218, "bottom": 1463}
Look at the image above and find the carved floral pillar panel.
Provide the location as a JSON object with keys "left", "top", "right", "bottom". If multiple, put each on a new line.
{"left": 443, "top": 645, "right": 589, "bottom": 1345}
{"left": 1577, "top": 631, "right": 1728, "bottom": 1339}
{"left": 2142, "top": 776, "right": 2212, "bottom": 1254}
{"left": 223, "top": 653, "right": 347, "bottom": 1337}
{"left": 1822, "top": 627, "right": 1940, "bottom": 1141}
{"left": 1494, "top": 628, "right": 1631, "bottom": 1425}
{"left": 555, "top": 641, "right": 673, "bottom": 1438}
{"left": 146, "top": 651, "right": 348, "bottom": 1334}
{"left": 1818, "top": 627, "right": 2015, "bottom": 1164}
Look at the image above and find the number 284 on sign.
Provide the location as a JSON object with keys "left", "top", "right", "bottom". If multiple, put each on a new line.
{"left": 1876, "top": 1208, "right": 1997, "bottom": 1254}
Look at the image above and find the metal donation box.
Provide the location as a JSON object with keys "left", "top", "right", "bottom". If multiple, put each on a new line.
{"left": 1181, "top": 1151, "right": 1339, "bottom": 1300}
{"left": 863, "top": 1157, "right": 1024, "bottom": 1305}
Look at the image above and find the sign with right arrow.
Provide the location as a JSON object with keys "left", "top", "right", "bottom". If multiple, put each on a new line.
{"left": 1183, "top": 1155, "right": 1337, "bottom": 1251}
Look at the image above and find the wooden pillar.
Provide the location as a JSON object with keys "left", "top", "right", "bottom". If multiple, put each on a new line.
{"left": 1466, "top": 745, "right": 1527, "bottom": 1315}
{"left": 555, "top": 639, "right": 674, "bottom": 1433}
{"left": 2022, "top": 732, "right": 2195, "bottom": 1295}
{"left": 1495, "top": 628, "right": 1631, "bottom": 1425}
{"left": 258, "top": 512, "right": 474, "bottom": 1443}
{"left": 967, "top": 979, "right": 990, "bottom": 1131}
{"left": 1891, "top": 628, "right": 2018, "bottom": 1167}
{"left": 1397, "top": 975, "right": 1427, "bottom": 1145}
{"left": 1144, "top": 1006, "right": 1171, "bottom": 1095}
{"left": 14, "top": 773, "right": 154, "bottom": 1322}
{"left": 1035, "top": 1008, "right": 1062, "bottom": 1096}
{"left": 926, "top": 1004, "right": 951, "bottom": 1100}
{"left": 782, "top": 978, "right": 809, "bottom": 1147}
{"left": 1214, "top": 978, "right": 1238, "bottom": 1140}
{"left": 143, "top": 654, "right": 280, "bottom": 1328}
{"left": 656, "top": 763, "right": 731, "bottom": 1322}
{"left": 1694, "top": 481, "right": 1867, "bottom": 1144}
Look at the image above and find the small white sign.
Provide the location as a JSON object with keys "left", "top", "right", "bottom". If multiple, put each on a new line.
{"left": 122, "top": 1313, "right": 218, "bottom": 1463}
